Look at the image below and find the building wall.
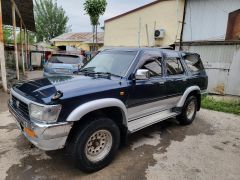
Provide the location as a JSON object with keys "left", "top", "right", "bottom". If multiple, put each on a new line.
{"left": 54, "top": 41, "right": 91, "bottom": 51}
{"left": 183, "top": 0, "right": 240, "bottom": 41}
{"left": 104, "top": 0, "right": 185, "bottom": 47}
{"left": 53, "top": 41, "right": 103, "bottom": 51}
{"left": 179, "top": 43, "right": 240, "bottom": 96}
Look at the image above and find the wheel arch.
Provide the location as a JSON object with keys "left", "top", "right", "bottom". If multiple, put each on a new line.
{"left": 66, "top": 98, "right": 128, "bottom": 127}
{"left": 177, "top": 86, "right": 201, "bottom": 110}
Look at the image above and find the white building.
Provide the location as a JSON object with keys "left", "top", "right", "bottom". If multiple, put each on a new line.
{"left": 178, "top": 0, "right": 240, "bottom": 96}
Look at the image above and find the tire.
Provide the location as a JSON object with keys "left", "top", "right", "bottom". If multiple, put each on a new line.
{"left": 71, "top": 117, "right": 120, "bottom": 173}
{"left": 177, "top": 96, "right": 198, "bottom": 125}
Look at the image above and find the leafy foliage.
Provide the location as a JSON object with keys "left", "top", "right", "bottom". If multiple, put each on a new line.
{"left": 34, "top": 0, "right": 69, "bottom": 42}
{"left": 83, "top": 0, "right": 107, "bottom": 50}
{"left": 3, "top": 26, "right": 13, "bottom": 44}
{"left": 17, "top": 31, "right": 36, "bottom": 44}
{"left": 202, "top": 96, "right": 240, "bottom": 115}
{"left": 83, "top": 0, "right": 107, "bottom": 26}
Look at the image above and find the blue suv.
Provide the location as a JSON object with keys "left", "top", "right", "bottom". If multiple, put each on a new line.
{"left": 43, "top": 54, "right": 86, "bottom": 76}
{"left": 9, "top": 48, "right": 208, "bottom": 172}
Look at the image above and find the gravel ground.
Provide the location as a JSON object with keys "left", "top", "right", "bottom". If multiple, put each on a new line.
{"left": 0, "top": 98, "right": 240, "bottom": 180}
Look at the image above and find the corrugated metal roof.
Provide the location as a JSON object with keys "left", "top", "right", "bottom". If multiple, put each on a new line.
{"left": 2, "top": 0, "right": 35, "bottom": 31}
{"left": 51, "top": 32, "right": 104, "bottom": 44}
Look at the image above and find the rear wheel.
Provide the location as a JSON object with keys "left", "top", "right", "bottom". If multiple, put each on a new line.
{"left": 177, "top": 96, "right": 197, "bottom": 125}
{"left": 71, "top": 117, "right": 120, "bottom": 173}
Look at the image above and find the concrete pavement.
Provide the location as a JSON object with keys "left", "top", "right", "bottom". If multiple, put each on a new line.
{"left": 0, "top": 93, "right": 240, "bottom": 180}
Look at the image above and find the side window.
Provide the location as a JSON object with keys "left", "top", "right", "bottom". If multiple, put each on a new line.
{"left": 165, "top": 58, "right": 184, "bottom": 76}
{"left": 140, "top": 58, "right": 162, "bottom": 77}
{"left": 184, "top": 55, "right": 204, "bottom": 72}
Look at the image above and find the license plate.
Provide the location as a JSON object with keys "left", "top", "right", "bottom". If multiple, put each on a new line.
{"left": 55, "top": 68, "right": 69, "bottom": 73}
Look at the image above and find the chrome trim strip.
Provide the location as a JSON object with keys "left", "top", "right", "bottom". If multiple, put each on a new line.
{"left": 66, "top": 98, "right": 128, "bottom": 127}
{"left": 9, "top": 102, "right": 73, "bottom": 151}
{"left": 128, "top": 109, "right": 178, "bottom": 133}
{"left": 128, "top": 96, "right": 181, "bottom": 121}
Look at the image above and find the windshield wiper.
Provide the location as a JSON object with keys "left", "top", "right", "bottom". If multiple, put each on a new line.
{"left": 88, "top": 72, "right": 122, "bottom": 78}
{"left": 78, "top": 68, "right": 95, "bottom": 74}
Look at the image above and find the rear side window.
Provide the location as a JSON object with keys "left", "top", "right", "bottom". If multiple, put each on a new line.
{"left": 165, "top": 58, "right": 184, "bottom": 75}
{"left": 184, "top": 54, "right": 204, "bottom": 72}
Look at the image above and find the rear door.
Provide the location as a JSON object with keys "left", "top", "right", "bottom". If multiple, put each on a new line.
{"left": 182, "top": 53, "right": 208, "bottom": 91}
{"left": 164, "top": 53, "right": 187, "bottom": 102}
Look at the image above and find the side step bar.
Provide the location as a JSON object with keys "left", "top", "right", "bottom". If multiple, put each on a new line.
{"left": 128, "top": 110, "right": 178, "bottom": 133}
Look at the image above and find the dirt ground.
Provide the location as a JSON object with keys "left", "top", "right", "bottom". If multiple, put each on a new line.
{"left": 0, "top": 90, "right": 240, "bottom": 180}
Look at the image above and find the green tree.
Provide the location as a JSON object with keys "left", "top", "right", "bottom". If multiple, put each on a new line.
{"left": 17, "top": 31, "right": 36, "bottom": 44}
{"left": 84, "top": 0, "right": 107, "bottom": 50}
{"left": 34, "top": 0, "right": 69, "bottom": 42}
{"left": 3, "top": 26, "right": 13, "bottom": 44}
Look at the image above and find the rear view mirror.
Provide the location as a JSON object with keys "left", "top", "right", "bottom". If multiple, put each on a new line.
{"left": 135, "top": 69, "right": 150, "bottom": 80}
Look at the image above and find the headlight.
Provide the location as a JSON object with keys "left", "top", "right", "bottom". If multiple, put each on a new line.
{"left": 29, "top": 103, "right": 62, "bottom": 123}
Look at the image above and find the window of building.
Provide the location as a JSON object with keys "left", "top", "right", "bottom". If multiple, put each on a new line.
{"left": 226, "top": 9, "right": 240, "bottom": 40}
{"left": 165, "top": 58, "right": 184, "bottom": 75}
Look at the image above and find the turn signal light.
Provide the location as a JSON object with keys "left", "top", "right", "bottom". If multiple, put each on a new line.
{"left": 24, "top": 127, "right": 36, "bottom": 138}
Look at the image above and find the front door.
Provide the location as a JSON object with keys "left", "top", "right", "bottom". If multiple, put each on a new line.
{"left": 127, "top": 56, "right": 167, "bottom": 121}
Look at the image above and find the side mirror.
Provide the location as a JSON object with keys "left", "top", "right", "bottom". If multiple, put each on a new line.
{"left": 135, "top": 69, "right": 150, "bottom": 80}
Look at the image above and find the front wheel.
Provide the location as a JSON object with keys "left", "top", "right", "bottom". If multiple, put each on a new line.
{"left": 71, "top": 117, "right": 120, "bottom": 173}
{"left": 177, "top": 96, "right": 198, "bottom": 125}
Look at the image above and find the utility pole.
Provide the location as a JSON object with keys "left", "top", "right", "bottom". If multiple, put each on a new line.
{"left": 145, "top": 24, "right": 150, "bottom": 47}
{"left": 20, "top": 21, "right": 25, "bottom": 75}
{"left": 11, "top": 2, "right": 20, "bottom": 80}
{"left": 138, "top": 17, "right": 141, "bottom": 48}
{"left": 0, "top": 0, "right": 7, "bottom": 92}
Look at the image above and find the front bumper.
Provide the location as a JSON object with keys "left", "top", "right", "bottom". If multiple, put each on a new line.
{"left": 8, "top": 102, "right": 73, "bottom": 151}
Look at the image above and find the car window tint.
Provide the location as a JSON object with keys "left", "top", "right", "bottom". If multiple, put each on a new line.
{"left": 141, "top": 59, "right": 162, "bottom": 77}
{"left": 184, "top": 55, "right": 204, "bottom": 72}
{"left": 49, "top": 55, "right": 82, "bottom": 64}
{"left": 165, "top": 58, "right": 184, "bottom": 75}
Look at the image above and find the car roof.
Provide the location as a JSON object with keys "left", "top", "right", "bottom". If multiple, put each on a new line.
{"left": 102, "top": 47, "right": 191, "bottom": 58}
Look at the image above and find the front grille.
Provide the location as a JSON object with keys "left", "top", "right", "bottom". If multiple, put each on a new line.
{"left": 12, "top": 95, "right": 30, "bottom": 120}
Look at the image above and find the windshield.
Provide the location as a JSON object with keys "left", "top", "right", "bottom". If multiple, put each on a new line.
{"left": 82, "top": 50, "right": 137, "bottom": 77}
{"left": 49, "top": 55, "right": 83, "bottom": 64}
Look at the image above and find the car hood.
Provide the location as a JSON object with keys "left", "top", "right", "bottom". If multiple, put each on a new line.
{"left": 13, "top": 75, "right": 122, "bottom": 104}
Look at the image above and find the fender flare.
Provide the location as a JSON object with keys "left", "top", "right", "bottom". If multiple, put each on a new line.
{"left": 177, "top": 86, "right": 201, "bottom": 107}
{"left": 66, "top": 98, "right": 128, "bottom": 127}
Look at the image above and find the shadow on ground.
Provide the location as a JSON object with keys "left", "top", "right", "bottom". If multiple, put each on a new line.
{"left": 5, "top": 116, "right": 214, "bottom": 180}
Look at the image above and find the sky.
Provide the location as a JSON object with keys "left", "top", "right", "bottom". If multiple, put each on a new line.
{"left": 57, "top": 0, "right": 155, "bottom": 32}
